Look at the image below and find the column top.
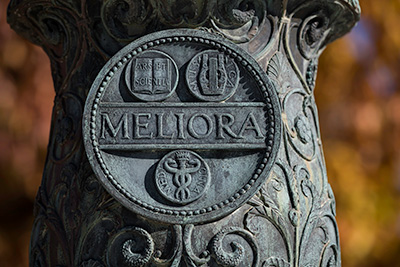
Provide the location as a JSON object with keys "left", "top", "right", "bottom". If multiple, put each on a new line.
{"left": 8, "top": 0, "right": 360, "bottom": 53}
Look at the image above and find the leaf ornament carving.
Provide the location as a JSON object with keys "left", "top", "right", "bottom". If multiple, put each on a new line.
{"left": 245, "top": 163, "right": 295, "bottom": 265}
{"left": 263, "top": 257, "right": 291, "bottom": 267}
{"left": 320, "top": 244, "right": 339, "bottom": 267}
{"left": 266, "top": 53, "right": 291, "bottom": 95}
{"left": 247, "top": 157, "right": 338, "bottom": 266}
{"left": 246, "top": 195, "right": 287, "bottom": 238}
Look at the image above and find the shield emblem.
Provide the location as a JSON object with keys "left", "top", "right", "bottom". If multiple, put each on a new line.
{"left": 126, "top": 50, "right": 178, "bottom": 102}
{"left": 133, "top": 57, "right": 172, "bottom": 95}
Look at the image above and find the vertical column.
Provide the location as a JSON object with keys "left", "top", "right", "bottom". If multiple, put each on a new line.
{"left": 7, "top": 0, "right": 360, "bottom": 266}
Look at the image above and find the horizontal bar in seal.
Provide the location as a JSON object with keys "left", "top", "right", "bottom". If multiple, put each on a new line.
{"left": 99, "top": 143, "right": 266, "bottom": 151}
{"left": 99, "top": 102, "right": 265, "bottom": 108}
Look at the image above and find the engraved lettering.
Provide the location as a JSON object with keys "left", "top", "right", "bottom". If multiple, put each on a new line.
{"left": 101, "top": 113, "right": 130, "bottom": 139}
{"left": 153, "top": 58, "right": 171, "bottom": 94}
{"left": 188, "top": 113, "right": 213, "bottom": 139}
{"left": 126, "top": 51, "right": 178, "bottom": 102}
{"left": 133, "top": 113, "right": 153, "bottom": 139}
{"left": 216, "top": 113, "right": 238, "bottom": 139}
{"left": 156, "top": 113, "right": 174, "bottom": 139}
{"left": 135, "top": 61, "right": 152, "bottom": 70}
{"left": 134, "top": 58, "right": 153, "bottom": 94}
{"left": 98, "top": 108, "right": 267, "bottom": 145}
{"left": 238, "top": 112, "right": 264, "bottom": 139}
{"left": 187, "top": 69, "right": 197, "bottom": 77}
{"left": 175, "top": 113, "right": 186, "bottom": 140}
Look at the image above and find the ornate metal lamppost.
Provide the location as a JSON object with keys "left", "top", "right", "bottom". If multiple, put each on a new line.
{"left": 8, "top": 0, "right": 360, "bottom": 266}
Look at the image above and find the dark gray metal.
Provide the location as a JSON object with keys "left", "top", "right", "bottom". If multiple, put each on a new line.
{"left": 83, "top": 29, "right": 281, "bottom": 225}
{"left": 7, "top": 0, "right": 360, "bottom": 266}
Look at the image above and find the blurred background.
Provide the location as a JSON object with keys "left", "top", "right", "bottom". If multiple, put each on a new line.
{"left": 0, "top": 0, "right": 399, "bottom": 266}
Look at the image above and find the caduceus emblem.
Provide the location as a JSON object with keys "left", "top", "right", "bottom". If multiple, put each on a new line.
{"left": 155, "top": 150, "right": 211, "bottom": 205}
{"left": 164, "top": 151, "right": 201, "bottom": 201}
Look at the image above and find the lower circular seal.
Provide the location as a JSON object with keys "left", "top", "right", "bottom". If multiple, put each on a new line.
{"left": 155, "top": 150, "right": 210, "bottom": 205}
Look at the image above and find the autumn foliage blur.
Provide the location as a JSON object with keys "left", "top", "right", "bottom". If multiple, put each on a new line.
{"left": 0, "top": 0, "right": 399, "bottom": 266}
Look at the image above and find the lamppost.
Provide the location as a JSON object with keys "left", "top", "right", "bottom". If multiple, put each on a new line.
{"left": 8, "top": 0, "right": 360, "bottom": 266}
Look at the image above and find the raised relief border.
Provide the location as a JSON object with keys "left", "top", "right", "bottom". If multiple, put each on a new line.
{"left": 83, "top": 30, "right": 281, "bottom": 224}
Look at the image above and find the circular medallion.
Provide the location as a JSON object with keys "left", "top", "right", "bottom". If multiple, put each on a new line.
{"left": 83, "top": 29, "right": 281, "bottom": 224}
{"left": 155, "top": 150, "right": 211, "bottom": 205}
{"left": 186, "top": 50, "right": 239, "bottom": 102}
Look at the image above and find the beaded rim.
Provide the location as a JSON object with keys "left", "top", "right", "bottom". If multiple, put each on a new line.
{"left": 84, "top": 29, "right": 281, "bottom": 224}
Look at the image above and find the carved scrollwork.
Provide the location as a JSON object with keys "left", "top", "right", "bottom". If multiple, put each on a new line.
{"left": 99, "top": 0, "right": 269, "bottom": 46}
{"left": 107, "top": 227, "right": 154, "bottom": 267}
{"left": 156, "top": 0, "right": 210, "bottom": 27}
{"left": 282, "top": 89, "right": 318, "bottom": 161}
{"left": 152, "top": 224, "right": 211, "bottom": 266}
{"left": 298, "top": 13, "right": 329, "bottom": 60}
{"left": 50, "top": 93, "right": 83, "bottom": 163}
{"left": 210, "top": 227, "right": 259, "bottom": 267}
{"left": 211, "top": 0, "right": 266, "bottom": 43}
{"left": 152, "top": 225, "right": 183, "bottom": 266}
{"left": 183, "top": 224, "right": 211, "bottom": 266}
{"left": 101, "top": 0, "right": 155, "bottom": 41}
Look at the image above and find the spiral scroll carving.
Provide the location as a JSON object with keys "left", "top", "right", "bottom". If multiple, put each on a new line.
{"left": 210, "top": 227, "right": 259, "bottom": 267}
{"left": 107, "top": 227, "right": 154, "bottom": 267}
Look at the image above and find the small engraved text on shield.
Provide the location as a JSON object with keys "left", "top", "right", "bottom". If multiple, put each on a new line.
{"left": 125, "top": 50, "right": 178, "bottom": 102}
{"left": 133, "top": 58, "right": 170, "bottom": 94}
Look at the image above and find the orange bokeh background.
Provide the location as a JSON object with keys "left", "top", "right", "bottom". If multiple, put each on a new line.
{"left": 0, "top": 1, "right": 399, "bottom": 266}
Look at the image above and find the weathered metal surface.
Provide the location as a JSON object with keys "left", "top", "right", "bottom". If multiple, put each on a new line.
{"left": 83, "top": 29, "right": 280, "bottom": 225}
{"left": 7, "top": 0, "right": 360, "bottom": 266}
